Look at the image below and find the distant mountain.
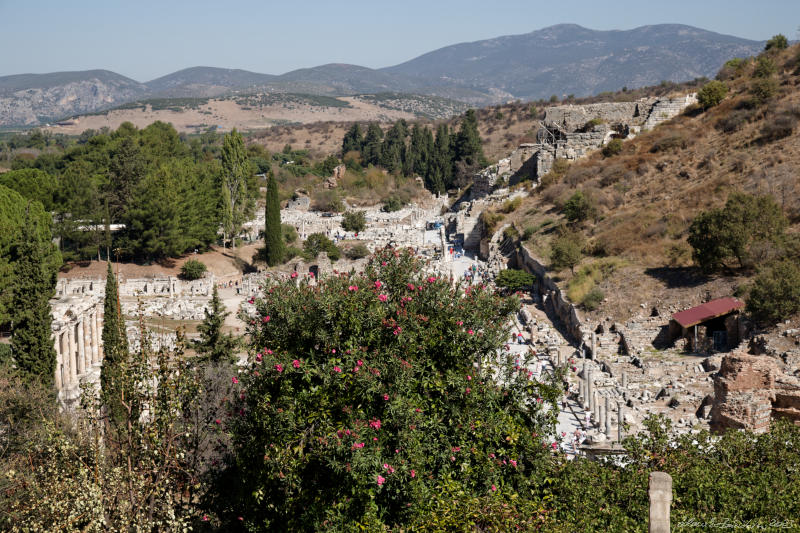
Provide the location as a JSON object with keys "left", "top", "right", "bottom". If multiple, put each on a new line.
{"left": 382, "top": 24, "right": 764, "bottom": 100}
{"left": 0, "top": 24, "right": 767, "bottom": 126}
{"left": 0, "top": 70, "right": 147, "bottom": 125}
{"left": 145, "top": 67, "right": 277, "bottom": 97}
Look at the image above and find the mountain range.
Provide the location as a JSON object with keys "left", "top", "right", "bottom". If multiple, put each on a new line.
{"left": 0, "top": 24, "right": 765, "bottom": 126}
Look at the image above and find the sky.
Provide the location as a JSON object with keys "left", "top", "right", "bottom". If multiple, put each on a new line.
{"left": 1, "top": 0, "right": 798, "bottom": 81}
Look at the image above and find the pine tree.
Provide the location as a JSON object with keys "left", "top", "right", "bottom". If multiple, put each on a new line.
{"left": 263, "top": 170, "right": 285, "bottom": 266}
{"left": 362, "top": 123, "right": 384, "bottom": 166}
{"left": 427, "top": 124, "right": 452, "bottom": 194}
{"left": 196, "top": 286, "right": 237, "bottom": 362}
{"left": 380, "top": 120, "right": 407, "bottom": 173}
{"left": 101, "top": 261, "right": 129, "bottom": 424}
{"left": 341, "top": 123, "right": 364, "bottom": 157}
{"left": 455, "top": 109, "right": 485, "bottom": 167}
{"left": 10, "top": 208, "right": 57, "bottom": 384}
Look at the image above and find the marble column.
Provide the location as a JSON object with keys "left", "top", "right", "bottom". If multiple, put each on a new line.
{"left": 60, "top": 330, "right": 70, "bottom": 386}
{"left": 622, "top": 371, "right": 628, "bottom": 388}
{"left": 82, "top": 318, "right": 91, "bottom": 371}
{"left": 76, "top": 321, "right": 85, "bottom": 376}
{"left": 618, "top": 402, "right": 624, "bottom": 442}
{"left": 96, "top": 310, "right": 104, "bottom": 361}
{"left": 599, "top": 401, "right": 606, "bottom": 434}
{"left": 587, "top": 369, "right": 594, "bottom": 413}
{"left": 54, "top": 331, "right": 62, "bottom": 390}
{"left": 90, "top": 310, "right": 99, "bottom": 364}
{"left": 68, "top": 324, "right": 77, "bottom": 384}
{"left": 591, "top": 331, "right": 597, "bottom": 360}
{"left": 605, "top": 396, "right": 612, "bottom": 436}
{"left": 594, "top": 392, "right": 600, "bottom": 426}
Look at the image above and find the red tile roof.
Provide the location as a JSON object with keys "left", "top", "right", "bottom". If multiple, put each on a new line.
{"left": 671, "top": 297, "right": 744, "bottom": 328}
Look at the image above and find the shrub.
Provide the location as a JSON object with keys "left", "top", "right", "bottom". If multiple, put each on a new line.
{"left": 382, "top": 196, "right": 404, "bottom": 212}
{"left": 697, "top": 81, "right": 729, "bottom": 109}
{"left": 503, "top": 225, "right": 519, "bottom": 240}
{"left": 216, "top": 249, "right": 558, "bottom": 529}
{"left": 760, "top": 111, "right": 798, "bottom": 142}
{"left": 753, "top": 56, "right": 777, "bottom": 78}
{"left": 341, "top": 210, "right": 367, "bottom": 233}
{"left": 650, "top": 132, "right": 689, "bottom": 153}
{"left": 284, "top": 246, "right": 303, "bottom": 261}
{"left": 716, "top": 57, "right": 748, "bottom": 80}
{"left": 749, "top": 78, "right": 778, "bottom": 105}
{"left": 765, "top": 34, "right": 788, "bottom": 52}
{"left": 303, "top": 232, "right": 341, "bottom": 261}
{"left": 715, "top": 109, "right": 755, "bottom": 133}
{"left": 495, "top": 268, "right": 534, "bottom": 292}
{"left": 344, "top": 243, "right": 370, "bottom": 259}
{"left": 180, "top": 259, "right": 206, "bottom": 280}
{"left": 311, "top": 189, "right": 344, "bottom": 212}
{"left": 522, "top": 226, "right": 536, "bottom": 240}
{"left": 562, "top": 190, "right": 597, "bottom": 223}
{"left": 582, "top": 288, "right": 604, "bottom": 311}
{"left": 499, "top": 197, "right": 522, "bottom": 214}
{"left": 281, "top": 223, "right": 298, "bottom": 244}
{"left": 480, "top": 210, "right": 504, "bottom": 234}
{"left": 550, "top": 227, "right": 584, "bottom": 273}
{"left": 746, "top": 259, "right": 800, "bottom": 325}
{"left": 602, "top": 138, "right": 623, "bottom": 158}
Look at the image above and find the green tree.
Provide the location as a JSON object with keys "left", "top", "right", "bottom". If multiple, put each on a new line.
{"left": 550, "top": 228, "right": 584, "bottom": 273}
{"left": 263, "top": 170, "right": 285, "bottom": 266}
{"left": 380, "top": 120, "right": 407, "bottom": 173}
{"left": 746, "top": 259, "right": 800, "bottom": 325}
{"left": 495, "top": 268, "right": 535, "bottom": 292}
{"left": 753, "top": 56, "right": 778, "bottom": 78}
{"left": 196, "top": 286, "right": 237, "bottom": 363}
{"left": 688, "top": 193, "right": 787, "bottom": 272}
{"left": 220, "top": 129, "right": 253, "bottom": 249}
{"left": 303, "top": 232, "right": 341, "bottom": 261}
{"left": 455, "top": 109, "right": 485, "bottom": 168}
{"left": 107, "top": 133, "right": 146, "bottom": 222}
{"left": 765, "top": 34, "right": 788, "bottom": 51}
{"left": 697, "top": 81, "right": 729, "bottom": 109}
{"left": 10, "top": 209, "right": 58, "bottom": 384}
{"left": 341, "top": 123, "right": 364, "bottom": 156}
{"left": 362, "top": 123, "right": 384, "bottom": 166}
{"left": 341, "top": 210, "right": 367, "bottom": 233}
{"left": 428, "top": 123, "right": 452, "bottom": 194}
{"left": 100, "top": 262, "right": 129, "bottom": 426}
{"left": 180, "top": 259, "right": 207, "bottom": 280}
{"left": 0, "top": 168, "right": 58, "bottom": 211}
{"left": 602, "top": 138, "right": 623, "bottom": 157}
{"left": 562, "top": 190, "right": 597, "bottom": 223}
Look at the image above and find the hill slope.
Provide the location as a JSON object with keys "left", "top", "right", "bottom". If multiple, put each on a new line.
{"left": 145, "top": 66, "right": 277, "bottom": 97}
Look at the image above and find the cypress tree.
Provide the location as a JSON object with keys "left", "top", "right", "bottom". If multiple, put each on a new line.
{"left": 263, "top": 170, "right": 285, "bottom": 266}
{"left": 455, "top": 109, "right": 485, "bottom": 167}
{"left": 101, "top": 261, "right": 128, "bottom": 423}
{"left": 10, "top": 208, "right": 57, "bottom": 384}
{"left": 362, "top": 123, "right": 384, "bottom": 166}
{"left": 196, "top": 285, "right": 237, "bottom": 362}
{"left": 380, "top": 121, "right": 407, "bottom": 173}
{"left": 341, "top": 123, "right": 364, "bottom": 157}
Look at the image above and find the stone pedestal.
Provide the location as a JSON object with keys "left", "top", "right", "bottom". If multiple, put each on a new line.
{"left": 648, "top": 472, "right": 672, "bottom": 533}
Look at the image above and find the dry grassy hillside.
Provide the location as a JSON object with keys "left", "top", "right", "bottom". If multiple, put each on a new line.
{"left": 499, "top": 44, "right": 800, "bottom": 322}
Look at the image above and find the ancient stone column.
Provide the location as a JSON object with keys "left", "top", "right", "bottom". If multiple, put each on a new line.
{"left": 82, "top": 318, "right": 91, "bottom": 371}
{"left": 599, "top": 401, "right": 606, "bottom": 434}
{"left": 618, "top": 402, "right": 624, "bottom": 442}
{"left": 587, "top": 369, "right": 594, "bottom": 413}
{"left": 594, "top": 392, "right": 601, "bottom": 426}
{"left": 76, "top": 321, "right": 86, "bottom": 376}
{"left": 68, "top": 324, "right": 77, "bottom": 383}
{"left": 90, "top": 310, "right": 99, "bottom": 364}
{"left": 622, "top": 371, "right": 628, "bottom": 388}
{"left": 605, "top": 396, "right": 612, "bottom": 436}
{"left": 96, "top": 310, "right": 104, "bottom": 361}
{"left": 648, "top": 472, "right": 672, "bottom": 533}
{"left": 591, "top": 331, "right": 597, "bottom": 360}
{"left": 54, "top": 331, "right": 62, "bottom": 390}
{"left": 60, "top": 330, "right": 70, "bottom": 387}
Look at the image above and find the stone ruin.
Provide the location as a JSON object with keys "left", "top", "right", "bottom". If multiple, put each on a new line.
{"left": 50, "top": 295, "right": 103, "bottom": 406}
{"left": 470, "top": 94, "right": 698, "bottom": 199}
{"left": 710, "top": 352, "right": 800, "bottom": 433}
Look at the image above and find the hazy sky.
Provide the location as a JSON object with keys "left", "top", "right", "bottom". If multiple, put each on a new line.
{"left": 1, "top": 0, "right": 797, "bottom": 81}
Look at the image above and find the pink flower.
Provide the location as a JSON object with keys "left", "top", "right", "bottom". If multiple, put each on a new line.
{"left": 374, "top": 280, "right": 382, "bottom": 289}
{"left": 383, "top": 394, "right": 390, "bottom": 401}
{"left": 247, "top": 298, "right": 254, "bottom": 304}
{"left": 410, "top": 469, "right": 416, "bottom": 478}
{"left": 489, "top": 453, "right": 495, "bottom": 459}
{"left": 450, "top": 456, "right": 455, "bottom": 462}
{"left": 551, "top": 442, "right": 558, "bottom": 449}
{"left": 369, "top": 419, "right": 382, "bottom": 430}
{"left": 353, "top": 366, "right": 360, "bottom": 373}
{"left": 407, "top": 283, "right": 415, "bottom": 290}
{"left": 262, "top": 315, "right": 271, "bottom": 323}
{"left": 215, "top": 419, "right": 221, "bottom": 425}
{"left": 274, "top": 364, "right": 283, "bottom": 373}
{"left": 377, "top": 475, "right": 386, "bottom": 486}
{"left": 231, "top": 376, "right": 239, "bottom": 384}
{"left": 427, "top": 276, "right": 437, "bottom": 283}
{"left": 456, "top": 320, "right": 463, "bottom": 326}
{"left": 333, "top": 366, "right": 342, "bottom": 373}
{"left": 373, "top": 436, "right": 378, "bottom": 441}
{"left": 491, "top": 485, "right": 497, "bottom": 492}
{"left": 357, "top": 359, "right": 363, "bottom": 367}
{"left": 348, "top": 285, "right": 358, "bottom": 291}
{"left": 352, "top": 442, "right": 364, "bottom": 449}
{"left": 510, "top": 459, "right": 517, "bottom": 468}
{"left": 291, "top": 271, "right": 298, "bottom": 279}
{"left": 378, "top": 294, "right": 388, "bottom": 302}
{"left": 468, "top": 329, "right": 474, "bottom": 335}
{"left": 266, "top": 349, "right": 273, "bottom": 354}
{"left": 255, "top": 353, "right": 262, "bottom": 362}
{"left": 382, "top": 261, "right": 387, "bottom": 266}
{"left": 465, "top": 387, "right": 471, "bottom": 394}
{"left": 383, "top": 463, "right": 389, "bottom": 469}
{"left": 202, "top": 515, "right": 209, "bottom": 522}
{"left": 466, "top": 375, "right": 472, "bottom": 381}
